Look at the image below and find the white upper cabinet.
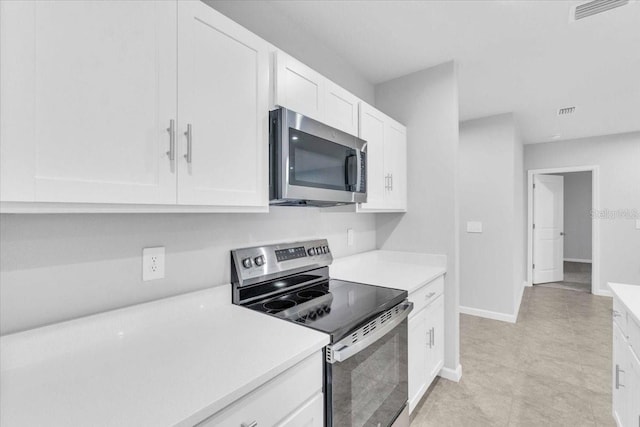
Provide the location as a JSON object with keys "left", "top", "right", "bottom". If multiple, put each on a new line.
{"left": 324, "top": 81, "right": 360, "bottom": 136}
{"left": 274, "top": 52, "right": 325, "bottom": 122}
{"left": 274, "top": 51, "right": 360, "bottom": 136}
{"left": 357, "top": 103, "right": 407, "bottom": 213}
{"left": 176, "top": 1, "right": 268, "bottom": 207}
{"left": 0, "top": 0, "right": 269, "bottom": 211}
{"left": 0, "top": 0, "right": 177, "bottom": 205}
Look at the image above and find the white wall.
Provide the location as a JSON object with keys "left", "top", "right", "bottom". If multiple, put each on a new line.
{"left": 525, "top": 132, "right": 640, "bottom": 291}
{"left": 0, "top": 209, "right": 375, "bottom": 334}
{"left": 374, "top": 62, "right": 460, "bottom": 373}
{"left": 205, "top": 0, "right": 375, "bottom": 104}
{"left": 458, "top": 114, "right": 525, "bottom": 320}
{"left": 557, "top": 172, "right": 592, "bottom": 261}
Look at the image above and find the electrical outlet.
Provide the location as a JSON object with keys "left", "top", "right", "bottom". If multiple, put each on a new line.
{"left": 347, "top": 228, "right": 354, "bottom": 246}
{"left": 467, "top": 221, "right": 483, "bottom": 233}
{"left": 143, "top": 247, "right": 165, "bottom": 281}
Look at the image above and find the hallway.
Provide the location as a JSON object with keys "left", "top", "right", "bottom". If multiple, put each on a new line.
{"left": 411, "top": 286, "right": 613, "bottom": 426}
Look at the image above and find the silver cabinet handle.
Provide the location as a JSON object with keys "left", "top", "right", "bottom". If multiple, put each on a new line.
{"left": 612, "top": 309, "right": 622, "bottom": 318}
{"left": 241, "top": 422, "right": 257, "bottom": 427}
{"left": 166, "top": 119, "right": 176, "bottom": 162}
{"left": 390, "top": 173, "right": 393, "bottom": 191}
{"left": 615, "top": 364, "right": 625, "bottom": 389}
{"left": 427, "top": 328, "right": 433, "bottom": 348}
{"left": 384, "top": 174, "right": 390, "bottom": 190}
{"left": 426, "top": 292, "right": 436, "bottom": 300}
{"left": 431, "top": 327, "right": 434, "bottom": 347}
{"left": 184, "top": 124, "right": 193, "bottom": 164}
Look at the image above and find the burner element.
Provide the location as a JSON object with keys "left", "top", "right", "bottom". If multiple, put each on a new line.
{"left": 297, "top": 289, "right": 326, "bottom": 299}
{"left": 263, "top": 299, "right": 296, "bottom": 311}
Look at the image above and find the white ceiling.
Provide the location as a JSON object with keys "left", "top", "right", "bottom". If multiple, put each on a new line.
{"left": 243, "top": 0, "right": 640, "bottom": 143}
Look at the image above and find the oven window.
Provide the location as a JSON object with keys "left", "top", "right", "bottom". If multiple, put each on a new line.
{"left": 327, "top": 319, "right": 408, "bottom": 427}
{"left": 289, "top": 128, "right": 357, "bottom": 191}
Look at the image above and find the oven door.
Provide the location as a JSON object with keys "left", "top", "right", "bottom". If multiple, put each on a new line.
{"left": 273, "top": 107, "right": 366, "bottom": 204}
{"left": 325, "top": 302, "right": 412, "bottom": 427}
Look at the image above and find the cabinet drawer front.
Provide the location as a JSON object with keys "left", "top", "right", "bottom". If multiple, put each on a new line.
{"left": 409, "top": 275, "right": 444, "bottom": 317}
{"left": 197, "top": 352, "right": 323, "bottom": 427}
{"left": 613, "top": 297, "right": 628, "bottom": 337}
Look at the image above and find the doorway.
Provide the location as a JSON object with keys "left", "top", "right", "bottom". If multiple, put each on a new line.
{"left": 527, "top": 166, "right": 601, "bottom": 295}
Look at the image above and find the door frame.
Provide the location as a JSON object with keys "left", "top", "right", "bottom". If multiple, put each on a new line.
{"left": 526, "top": 165, "right": 603, "bottom": 295}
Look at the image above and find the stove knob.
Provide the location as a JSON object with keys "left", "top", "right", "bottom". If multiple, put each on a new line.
{"left": 254, "top": 255, "right": 265, "bottom": 266}
{"left": 323, "top": 305, "right": 331, "bottom": 313}
{"left": 326, "top": 246, "right": 330, "bottom": 253}
{"left": 308, "top": 311, "right": 317, "bottom": 320}
{"left": 316, "top": 247, "right": 322, "bottom": 254}
{"left": 242, "top": 257, "right": 253, "bottom": 269}
{"left": 316, "top": 308, "right": 324, "bottom": 315}
{"left": 323, "top": 246, "right": 328, "bottom": 253}
{"left": 307, "top": 248, "right": 316, "bottom": 256}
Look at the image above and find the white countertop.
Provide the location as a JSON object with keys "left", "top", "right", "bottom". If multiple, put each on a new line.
{"left": 0, "top": 285, "right": 329, "bottom": 427}
{"left": 609, "top": 282, "right": 640, "bottom": 325}
{"left": 330, "top": 250, "right": 447, "bottom": 294}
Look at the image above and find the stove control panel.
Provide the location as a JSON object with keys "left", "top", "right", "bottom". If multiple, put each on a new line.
{"left": 231, "top": 239, "right": 333, "bottom": 288}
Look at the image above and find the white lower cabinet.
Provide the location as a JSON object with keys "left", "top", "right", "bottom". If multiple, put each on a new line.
{"left": 612, "top": 295, "right": 640, "bottom": 427}
{"left": 197, "top": 352, "right": 323, "bottom": 427}
{"left": 407, "top": 276, "right": 445, "bottom": 413}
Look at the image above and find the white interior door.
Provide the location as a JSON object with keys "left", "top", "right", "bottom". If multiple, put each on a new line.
{"left": 533, "top": 174, "right": 564, "bottom": 284}
{"left": 177, "top": 1, "right": 268, "bottom": 207}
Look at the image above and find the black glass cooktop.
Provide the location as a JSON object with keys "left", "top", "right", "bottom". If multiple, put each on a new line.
{"left": 245, "top": 279, "right": 407, "bottom": 342}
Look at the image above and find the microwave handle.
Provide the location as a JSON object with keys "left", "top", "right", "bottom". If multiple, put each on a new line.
{"left": 330, "top": 302, "right": 413, "bottom": 364}
{"left": 345, "top": 154, "right": 357, "bottom": 189}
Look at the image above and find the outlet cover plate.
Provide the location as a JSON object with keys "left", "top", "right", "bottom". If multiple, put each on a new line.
{"left": 347, "top": 228, "right": 355, "bottom": 246}
{"left": 143, "top": 247, "right": 165, "bottom": 281}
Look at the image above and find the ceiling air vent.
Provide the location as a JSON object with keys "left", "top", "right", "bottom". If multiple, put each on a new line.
{"left": 573, "top": 0, "right": 629, "bottom": 21}
{"left": 558, "top": 106, "right": 576, "bottom": 116}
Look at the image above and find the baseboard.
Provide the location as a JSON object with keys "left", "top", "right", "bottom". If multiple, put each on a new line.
{"left": 593, "top": 288, "right": 612, "bottom": 297}
{"left": 564, "top": 258, "right": 592, "bottom": 263}
{"left": 459, "top": 305, "right": 517, "bottom": 323}
{"left": 439, "top": 364, "right": 462, "bottom": 382}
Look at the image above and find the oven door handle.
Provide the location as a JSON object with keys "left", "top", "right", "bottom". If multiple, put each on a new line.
{"left": 330, "top": 302, "right": 413, "bottom": 364}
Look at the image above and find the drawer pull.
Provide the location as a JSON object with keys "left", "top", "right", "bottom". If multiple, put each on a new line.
{"left": 612, "top": 309, "right": 622, "bottom": 318}
{"left": 241, "top": 422, "right": 257, "bottom": 427}
{"left": 426, "top": 292, "right": 436, "bottom": 300}
{"left": 615, "top": 364, "right": 625, "bottom": 389}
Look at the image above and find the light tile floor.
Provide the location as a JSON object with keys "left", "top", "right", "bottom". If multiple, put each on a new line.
{"left": 411, "top": 286, "right": 614, "bottom": 426}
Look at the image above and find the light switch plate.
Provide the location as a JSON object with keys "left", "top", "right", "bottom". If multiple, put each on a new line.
{"left": 143, "top": 247, "right": 165, "bottom": 281}
{"left": 467, "top": 221, "right": 483, "bottom": 233}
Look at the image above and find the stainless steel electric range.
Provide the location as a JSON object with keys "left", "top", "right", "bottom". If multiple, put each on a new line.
{"left": 231, "top": 239, "right": 412, "bottom": 427}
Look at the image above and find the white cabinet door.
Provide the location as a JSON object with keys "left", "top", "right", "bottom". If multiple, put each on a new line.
{"left": 324, "top": 81, "right": 359, "bottom": 136}
{"left": 613, "top": 323, "right": 628, "bottom": 427}
{"left": 177, "top": 1, "right": 268, "bottom": 207}
{"left": 274, "top": 51, "right": 325, "bottom": 122}
{"left": 386, "top": 121, "right": 408, "bottom": 211}
{"left": 357, "top": 103, "right": 407, "bottom": 213}
{"left": 0, "top": 0, "right": 177, "bottom": 204}
{"left": 277, "top": 393, "right": 324, "bottom": 427}
{"left": 408, "top": 308, "right": 429, "bottom": 414}
{"left": 428, "top": 295, "right": 445, "bottom": 380}
{"left": 358, "top": 103, "right": 387, "bottom": 210}
{"left": 628, "top": 353, "right": 640, "bottom": 427}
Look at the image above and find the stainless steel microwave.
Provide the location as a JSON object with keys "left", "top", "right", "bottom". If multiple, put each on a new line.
{"left": 269, "top": 107, "right": 367, "bottom": 206}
